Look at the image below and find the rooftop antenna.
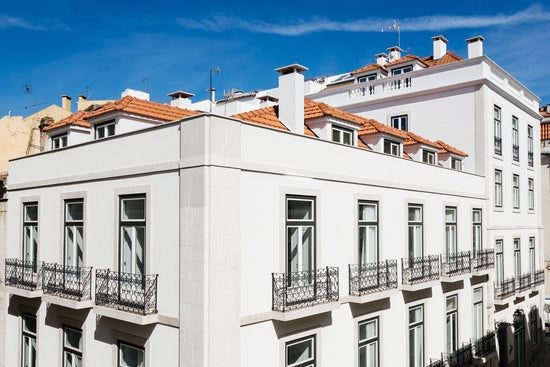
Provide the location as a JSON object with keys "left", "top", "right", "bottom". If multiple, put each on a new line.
{"left": 84, "top": 86, "right": 91, "bottom": 98}
{"left": 22, "top": 83, "right": 46, "bottom": 112}
{"left": 209, "top": 66, "right": 221, "bottom": 112}
{"left": 381, "top": 20, "right": 401, "bottom": 49}
{"left": 142, "top": 77, "right": 150, "bottom": 93}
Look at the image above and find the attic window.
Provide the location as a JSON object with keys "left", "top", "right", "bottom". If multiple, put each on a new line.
{"left": 383, "top": 139, "right": 401, "bottom": 156}
{"left": 51, "top": 133, "right": 68, "bottom": 150}
{"left": 451, "top": 158, "right": 462, "bottom": 171}
{"left": 391, "top": 115, "right": 408, "bottom": 131}
{"left": 94, "top": 120, "right": 115, "bottom": 140}
{"left": 332, "top": 126, "right": 353, "bottom": 146}
{"left": 422, "top": 150, "right": 436, "bottom": 165}
{"left": 391, "top": 65, "right": 413, "bottom": 75}
{"left": 357, "top": 74, "right": 377, "bottom": 83}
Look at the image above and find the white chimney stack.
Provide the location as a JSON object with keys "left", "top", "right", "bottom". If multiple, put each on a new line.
{"left": 275, "top": 64, "right": 307, "bottom": 134}
{"left": 167, "top": 91, "right": 194, "bottom": 108}
{"left": 121, "top": 88, "right": 150, "bottom": 101}
{"left": 432, "top": 35, "right": 448, "bottom": 60}
{"left": 375, "top": 53, "right": 388, "bottom": 66}
{"left": 61, "top": 95, "right": 72, "bottom": 112}
{"left": 387, "top": 46, "right": 402, "bottom": 62}
{"left": 466, "top": 36, "right": 484, "bottom": 58}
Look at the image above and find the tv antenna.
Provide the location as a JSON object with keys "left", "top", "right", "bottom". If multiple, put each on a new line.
{"left": 209, "top": 66, "right": 221, "bottom": 112}
{"left": 381, "top": 20, "right": 401, "bottom": 49}
{"left": 142, "top": 77, "right": 150, "bottom": 92}
{"left": 22, "top": 83, "right": 46, "bottom": 112}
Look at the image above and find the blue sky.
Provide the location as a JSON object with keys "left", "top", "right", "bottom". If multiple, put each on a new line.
{"left": 1, "top": 0, "right": 549, "bottom": 116}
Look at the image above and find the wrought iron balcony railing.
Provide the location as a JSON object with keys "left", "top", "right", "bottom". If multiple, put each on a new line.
{"left": 427, "top": 358, "right": 445, "bottom": 367}
{"left": 494, "top": 278, "right": 515, "bottom": 300}
{"left": 401, "top": 255, "right": 439, "bottom": 285}
{"left": 515, "top": 273, "right": 532, "bottom": 293}
{"left": 272, "top": 267, "right": 339, "bottom": 312}
{"left": 4, "top": 259, "right": 41, "bottom": 290}
{"left": 349, "top": 260, "right": 398, "bottom": 296}
{"left": 472, "top": 249, "right": 494, "bottom": 271}
{"left": 532, "top": 269, "right": 544, "bottom": 287}
{"left": 512, "top": 145, "right": 519, "bottom": 161}
{"left": 494, "top": 137, "right": 502, "bottom": 155}
{"left": 441, "top": 251, "right": 471, "bottom": 277}
{"left": 427, "top": 344, "right": 473, "bottom": 367}
{"left": 42, "top": 263, "right": 92, "bottom": 301}
{"left": 95, "top": 269, "right": 158, "bottom": 315}
{"left": 473, "top": 331, "right": 496, "bottom": 357}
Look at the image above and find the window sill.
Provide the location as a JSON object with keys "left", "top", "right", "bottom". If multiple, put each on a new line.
{"left": 512, "top": 209, "right": 521, "bottom": 214}
{"left": 528, "top": 210, "right": 535, "bottom": 215}
{"left": 493, "top": 154, "right": 503, "bottom": 161}
{"left": 511, "top": 160, "right": 520, "bottom": 167}
{"left": 527, "top": 165, "right": 534, "bottom": 171}
{"left": 493, "top": 207, "right": 504, "bottom": 212}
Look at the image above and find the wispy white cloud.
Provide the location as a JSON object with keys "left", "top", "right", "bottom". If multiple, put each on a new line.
{"left": 177, "top": 4, "right": 550, "bottom": 36}
{"left": 0, "top": 14, "right": 70, "bottom": 31}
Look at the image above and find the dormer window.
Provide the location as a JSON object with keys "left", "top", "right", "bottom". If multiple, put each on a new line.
{"left": 451, "top": 158, "right": 462, "bottom": 171}
{"left": 422, "top": 150, "right": 436, "bottom": 165}
{"left": 391, "top": 65, "right": 413, "bottom": 75}
{"left": 391, "top": 115, "right": 408, "bottom": 131}
{"left": 94, "top": 120, "right": 115, "bottom": 139}
{"left": 332, "top": 126, "right": 354, "bottom": 146}
{"left": 383, "top": 139, "right": 401, "bottom": 156}
{"left": 357, "top": 74, "right": 377, "bottom": 83}
{"left": 51, "top": 133, "right": 68, "bottom": 150}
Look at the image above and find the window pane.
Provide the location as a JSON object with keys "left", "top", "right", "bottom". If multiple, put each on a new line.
{"left": 409, "top": 306, "right": 422, "bottom": 324}
{"left": 25, "top": 205, "right": 38, "bottom": 222}
{"left": 343, "top": 131, "right": 352, "bottom": 145}
{"left": 445, "top": 208, "right": 456, "bottom": 222}
{"left": 332, "top": 129, "right": 341, "bottom": 142}
{"left": 359, "top": 319, "right": 378, "bottom": 340}
{"left": 119, "top": 344, "right": 144, "bottom": 367}
{"left": 473, "top": 288, "right": 483, "bottom": 303}
{"left": 287, "top": 199, "right": 313, "bottom": 220}
{"left": 107, "top": 123, "right": 115, "bottom": 136}
{"left": 301, "top": 227, "right": 313, "bottom": 272}
{"left": 287, "top": 339, "right": 313, "bottom": 365}
{"left": 64, "top": 328, "right": 83, "bottom": 351}
{"left": 122, "top": 198, "right": 145, "bottom": 221}
{"left": 408, "top": 207, "right": 421, "bottom": 221}
{"left": 446, "top": 296, "right": 457, "bottom": 311}
{"left": 23, "top": 315, "right": 36, "bottom": 334}
{"left": 359, "top": 203, "right": 377, "bottom": 221}
{"left": 66, "top": 202, "right": 83, "bottom": 221}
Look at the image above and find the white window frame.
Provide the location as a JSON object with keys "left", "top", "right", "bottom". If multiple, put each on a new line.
{"left": 473, "top": 287, "right": 484, "bottom": 340}
{"left": 528, "top": 178, "right": 534, "bottom": 210}
{"left": 51, "top": 133, "right": 68, "bottom": 150}
{"left": 472, "top": 209, "right": 482, "bottom": 256}
{"left": 527, "top": 125, "right": 534, "bottom": 167}
{"left": 358, "top": 201, "right": 378, "bottom": 265}
{"left": 445, "top": 207, "right": 457, "bottom": 255}
{"left": 384, "top": 139, "right": 400, "bottom": 156}
{"left": 23, "top": 202, "right": 39, "bottom": 272}
{"left": 358, "top": 317, "right": 379, "bottom": 367}
{"left": 94, "top": 120, "right": 116, "bottom": 140}
{"left": 22, "top": 313, "right": 37, "bottom": 367}
{"left": 451, "top": 158, "right": 462, "bottom": 171}
{"left": 391, "top": 65, "right": 413, "bottom": 75}
{"left": 408, "top": 304, "right": 424, "bottom": 367}
{"left": 285, "top": 335, "right": 316, "bottom": 367}
{"left": 332, "top": 125, "right": 354, "bottom": 146}
{"left": 391, "top": 115, "right": 408, "bottom": 131}
{"left": 512, "top": 116, "right": 519, "bottom": 162}
{"left": 446, "top": 295, "right": 458, "bottom": 354}
{"left": 119, "top": 195, "right": 146, "bottom": 275}
{"left": 513, "top": 238, "right": 521, "bottom": 278}
{"left": 494, "top": 170, "right": 502, "bottom": 208}
{"left": 408, "top": 205, "right": 423, "bottom": 258}
{"left": 494, "top": 106, "right": 502, "bottom": 155}
{"left": 529, "top": 237, "right": 535, "bottom": 276}
{"left": 422, "top": 150, "right": 435, "bottom": 165}
{"left": 64, "top": 199, "right": 84, "bottom": 268}
{"left": 495, "top": 239, "right": 504, "bottom": 285}
{"left": 512, "top": 174, "right": 520, "bottom": 209}
{"left": 357, "top": 74, "right": 377, "bottom": 83}
{"left": 286, "top": 196, "right": 316, "bottom": 275}
{"left": 118, "top": 341, "right": 144, "bottom": 367}
{"left": 63, "top": 325, "right": 82, "bottom": 367}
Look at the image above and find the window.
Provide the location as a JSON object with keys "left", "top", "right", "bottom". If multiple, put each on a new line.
{"left": 527, "top": 125, "right": 533, "bottom": 167}
{"left": 383, "top": 139, "right": 400, "bottom": 156}
{"left": 445, "top": 207, "right": 457, "bottom": 255}
{"left": 391, "top": 65, "right": 413, "bottom": 75}
{"left": 286, "top": 196, "right": 315, "bottom": 274}
{"left": 94, "top": 120, "right": 115, "bottom": 139}
{"left": 473, "top": 288, "right": 484, "bottom": 340}
{"left": 358, "top": 201, "right": 378, "bottom": 264}
{"left": 496, "top": 240, "right": 504, "bottom": 285}
{"left": 332, "top": 126, "right": 353, "bottom": 146}
{"left": 64, "top": 200, "right": 84, "bottom": 268}
{"left": 23, "top": 202, "right": 38, "bottom": 271}
{"left": 51, "top": 134, "right": 68, "bottom": 150}
{"left": 472, "top": 209, "right": 482, "bottom": 256}
{"left": 451, "top": 158, "right": 462, "bottom": 171}
{"left": 512, "top": 116, "right": 519, "bottom": 162}
{"left": 409, "top": 305, "right": 424, "bottom": 367}
{"left": 446, "top": 295, "right": 458, "bottom": 353}
{"left": 422, "top": 150, "right": 435, "bottom": 165}
{"left": 529, "top": 237, "right": 535, "bottom": 276}
{"left": 63, "top": 326, "right": 82, "bottom": 367}
{"left": 391, "top": 115, "right": 408, "bottom": 131}
{"left": 408, "top": 205, "right": 423, "bottom": 258}
{"left": 494, "top": 170, "right": 502, "bottom": 208}
{"left": 514, "top": 239, "right": 521, "bottom": 278}
{"left": 358, "top": 74, "right": 377, "bottom": 83}
{"left": 494, "top": 106, "right": 502, "bottom": 155}
{"left": 528, "top": 178, "right": 534, "bottom": 210}
{"left": 118, "top": 342, "right": 144, "bottom": 367}
{"left": 22, "top": 314, "right": 37, "bottom": 367}
{"left": 359, "top": 318, "right": 379, "bottom": 367}
{"left": 286, "top": 335, "right": 315, "bottom": 367}
{"left": 513, "top": 174, "right": 520, "bottom": 209}
{"left": 119, "top": 195, "right": 146, "bottom": 275}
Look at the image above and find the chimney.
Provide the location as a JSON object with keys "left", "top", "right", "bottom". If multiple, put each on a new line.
{"left": 167, "top": 90, "right": 195, "bottom": 108}
{"left": 61, "top": 95, "right": 72, "bottom": 112}
{"left": 432, "top": 35, "right": 448, "bottom": 60}
{"left": 121, "top": 88, "right": 150, "bottom": 101}
{"left": 275, "top": 63, "right": 308, "bottom": 134}
{"left": 466, "top": 36, "right": 484, "bottom": 58}
{"left": 375, "top": 53, "right": 388, "bottom": 66}
{"left": 387, "top": 46, "right": 402, "bottom": 62}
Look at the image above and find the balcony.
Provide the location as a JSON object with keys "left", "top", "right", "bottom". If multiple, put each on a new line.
{"left": 471, "top": 249, "right": 494, "bottom": 275}
{"left": 473, "top": 331, "right": 496, "bottom": 358}
{"left": 494, "top": 278, "right": 515, "bottom": 304}
{"left": 532, "top": 269, "right": 544, "bottom": 288}
{"left": 42, "top": 263, "right": 92, "bottom": 309}
{"left": 515, "top": 273, "right": 532, "bottom": 295}
{"left": 348, "top": 260, "right": 398, "bottom": 303}
{"left": 95, "top": 269, "right": 158, "bottom": 324}
{"left": 427, "top": 343, "right": 473, "bottom": 367}
{"left": 271, "top": 267, "right": 339, "bottom": 321}
{"left": 4, "top": 259, "right": 42, "bottom": 297}
{"left": 440, "top": 251, "right": 471, "bottom": 281}
{"left": 401, "top": 255, "right": 439, "bottom": 291}
{"left": 347, "top": 74, "right": 413, "bottom": 101}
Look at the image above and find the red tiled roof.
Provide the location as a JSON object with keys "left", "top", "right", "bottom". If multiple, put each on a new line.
{"left": 232, "top": 105, "right": 318, "bottom": 137}
{"left": 422, "top": 51, "right": 464, "bottom": 67}
{"left": 350, "top": 64, "right": 385, "bottom": 76}
{"left": 358, "top": 118, "right": 409, "bottom": 140}
{"left": 43, "top": 110, "right": 92, "bottom": 132}
{"left": 435, "top": 140, "right": 469, "bottom": 157}
{"left": 404, "top": 132, "right": 440, "bottom": 149}
{"left": 541, "top": 122, "right": 550, "bottom": 141}
{"left": 385, "top": 54, "right": 427, "bottom": 68}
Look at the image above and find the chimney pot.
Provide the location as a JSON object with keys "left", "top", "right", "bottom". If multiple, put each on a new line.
{"left": 275, "top": 63, "right": 307, "bottom": 134}
{"left": 432, "top": 35, "right": 448, "bottom": 60}
{"left": 167, "top": 90, "right": 195, "bottom": 108}
{"left": 387, "top": 46, "right": 402, "bottom": 62}
{"left": 375, "top": 53, "right": 388, "bottom": 66}
{"left": 61, "top": 95, "right": 72, "bottom": 112}
{"left": 466, "top": 36, "right": 484, "bottom": 58}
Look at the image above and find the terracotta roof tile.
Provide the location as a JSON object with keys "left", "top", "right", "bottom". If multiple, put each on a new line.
{"left": 541, "top": 122, "right": 550, "bottom": 141}
{"left": 404, "top": 132, "right": 440, "bottom": 149}
{"left": 385, "top": 55, "right": 427, "bottom": 68}
{"left": 350, "top": 64, "right": 385, "bottom": 75}
{"left": 358, "top": 118, "right": 409, "bottom": 140}
{"left": 421, "top": 51, "right": 463, "bottom": 67}
{"left": 43, "top": 110, "right": 91, "bottom": 132}
{"left": 435, "top": 140, "right": 469, "bottom": 157}
{"left": 232, "top": 105, "right": 317, "bottom": 137}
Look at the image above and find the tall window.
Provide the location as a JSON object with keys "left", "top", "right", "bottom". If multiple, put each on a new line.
{"left": 119, "top": 195, "right": 146, "bottom": 275}
{"left": 118, "top": 342, "right": 144, "bottom": 367}
{"left": 63, "top": 326, "right": 82, "bottom": 367}
{"left": 529, "top": 237, "right": 535, "bottom": 276}
{"left": 494, "top": 106, "right": 502, "bottom": 155}
{"left": 513, "top": 174, "right": 520, "bottom": 209}
{"left": 527, "top": 125, "right": 533, "bottom": 167}
{"left": 383, "top": 139, "right": 400, "bottom": 156}
{"left": 446, "top": 295, "right": 458, "bottom": 354}
{"left": 22, "top": 314, "right": 37, "bottom": 367}
{"left": 528, "top": 179, "right": 534, "bottom": 211}
{"left": 445, "top": 207, "right": 457, "bottom": 255}
{"left": 23, "top": 203, "right": 38, "bottom": 271}
{"left": 409, "top": 305, "right": 424, "bottom": 367}
{"left": 408, "top": 205, "right": 423, "bottom": 258}
{"left": 391, "top": 115, "right": 408, "bottom": 131}
{"left": 512, "top": 116, "right": 519, "bottom": 162}
{"left": 94, "top": 120, "right": 116, "bottom": 139}
{"left": 286, "top": 196, "right": 315, "bottom": 274}
{"left": 64, "top": 200, "right": 84, "bottom": 268}
{"left": 286, "top": 335, "right": 316, "bottom": 367}
{"left": 358, "top": 318, "right": 379, "bottom": 367}
{"left": 51, "top": 133, "right": 68, "bottom": 150}
{"left": 473, "top": 288, "right": 484, "bottom": 340}
{"left": 422, "top": 150, "right": 436, "bottom": 165}
{"left": 472, "top": 209, "right": 482, "bottom": 256}
{"left": 494, "top": 170, "right": 502, "bottom": 208}
{"left": 332, "top": 126, "right": 353, "bottom": 146}
{"left": 495, "top": 240, "right": 504, "bottom": 285}
{"left": 514, "top": 239, "right": 521, "bottom": 278}
{"left": 358, "top": 201, "right": 378, "bottom": 264}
